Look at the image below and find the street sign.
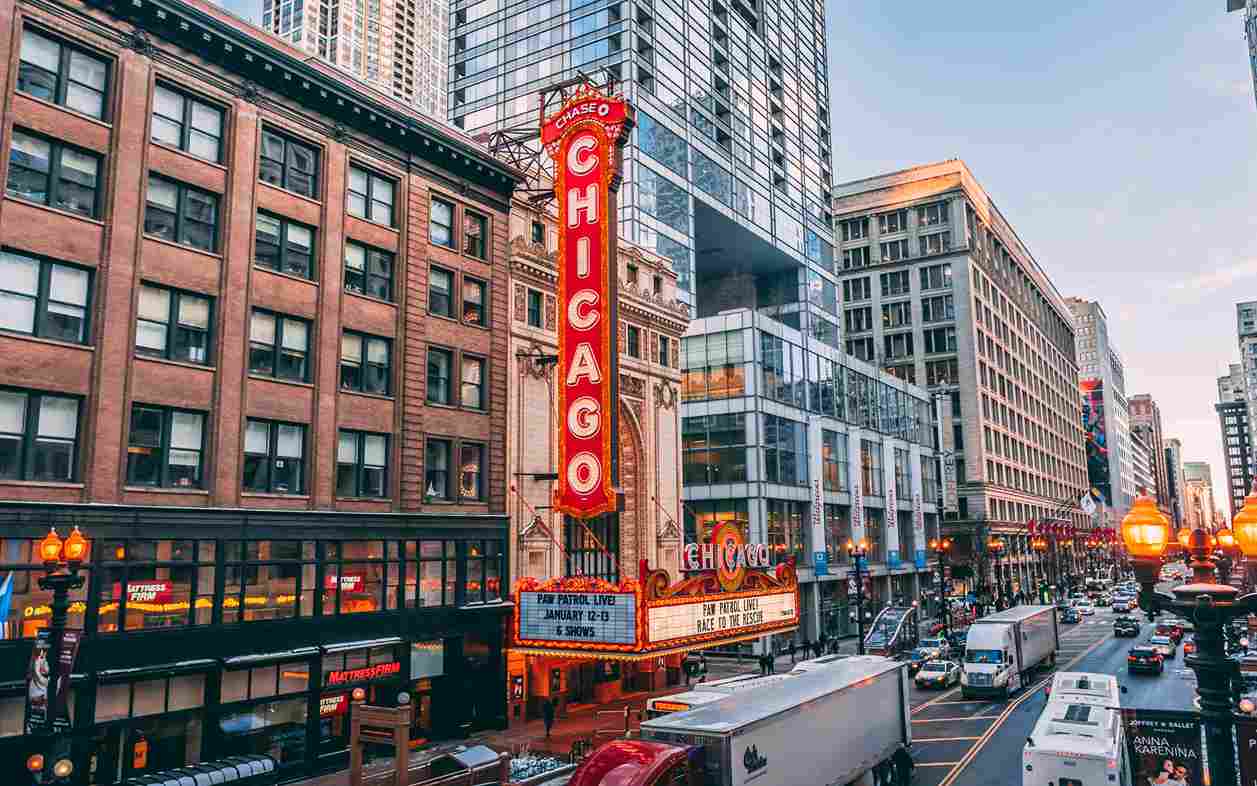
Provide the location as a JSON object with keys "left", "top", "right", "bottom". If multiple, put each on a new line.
{"left": 847, "top": 577, "right": 857, "bottom": 595}
{"left": 813, "top": 551, "right": 829, "bottom": 576}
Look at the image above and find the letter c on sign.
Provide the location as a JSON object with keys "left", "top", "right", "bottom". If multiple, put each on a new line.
{"left": 567, "top": 134, "right": 598, "bottom": 175}
{"left": 567, "top": 396, "right": 601, "bottom": 438}
{"left": 567, "top": 452, "right": 602, "bottom": 495}
{"left": 568, "top": 289, "right": 600, "bottom": 330}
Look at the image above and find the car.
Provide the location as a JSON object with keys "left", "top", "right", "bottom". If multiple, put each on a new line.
{"left": 1128, "top": 645, "right": 1165, "bottom": 674}
{"left": 1156, "top": 621, "right": 1184, "bottom": 643}
{"left": 1113, "top": 616, "right": 1140, "bottom": 637}
{"left": 1112, "top": 597, "right": 1135, "bottom": 613}
{"left": 1150, "top": 634, "right": 1178, "bottom": 658}
{"left": 1183, "top": 636, "right": 1196, "bottom": 655}
{"left": 907, "top": 647, "right": 940, "bottom": 674}
{"left": 1075, "top": 600, "right": 1096, "bottom": 616}
{"left": 945, "top": 629, "right": 968, "bottom": 656}
{"left": 1098, "top": 593, "right": 1112, "bottom": 606}
{"left": 1060, "top": 608, "right": 1082, "bottom": 624}
{"left": 914, "top": 659, "right": 960, "bottom": 688}
{"left": 918, "top": 637, "right": 949, "bottom": 654}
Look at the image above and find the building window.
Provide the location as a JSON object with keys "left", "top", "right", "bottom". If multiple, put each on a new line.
{"left": 151, "top": 84, "right": 223, "bottom": 162}
{"left": 877, "top": 209, "right": 907, "bottom": 234}
{"left": 463, "top": 277, "right": 487, "bottom": 326}
{"left": 427, "top": 348, "right": 452, "bottom": 405}
{"left": 919, "top": 232, "right": 952, "bottom": 256}
{"left": 463, "top": 211, "right": 487, "bottom": 259}
{"left": 844, "top": 306, "right": 873, "bottom": 334}
{"left": 682, "top": 413, "right": 747, "bottom": 485}
{"left": 627, "top": 325, "right": 641, "bottom": 358}
{"left": 879, "top": 239, "right": 909, "bottom": 262}
{"left": 917, "top": 201, "right": 949, "bottom": 227}
{"left": 531, "top": 221, "right": 545, "bottom": 244}
{"left": 923, "top": 326, "right": 957, "bottom": 354}
{"left": 344, "top": 242, "right": 393, "bottom": 301}
{"left": 425, "top": 439, "right": 451, "bottom": 500}
{"left": 464, "top": 540, "right": 502, "bottom": 603}
{"left": 883, "top": 332, "right": 913, "bottom": 360}
{"left": 429, "top": 267, "right": 453, "bottom": 317}
{"left": 336, "top": 430, "right": 388, "bottom": 498}
{"left": 459, "top": 443, "right": 485, "bottom": 501}
{"left": 255, "top": 212, "right": 315, "bottom": 279}
{"left": 881, "top": 302, "right": 911, "bottom": 328}
{"left": 340, "top": 332, "right": 391, "bottom": 395}
{"left": 248, "top": 310, "right": 310, "bottom": 382}
{"left": 17, "top": 28, "right": 108, "bottom": 119}
{"left": 0, "top": 249, "right": 90, "bottom": 343}
{"left": 526, "top": 289, "right": 543, "bottom": 327}
{"left": 242, "top": 419, "right": 306, "bottom": 494}
{"left": 843, "top": 277, "right": 871, "bottom": 301}
{"left": 842, "top": 246, "right": 870, "bottom": 270}
{"left": 430, "top": 198, "right": 455, "bottom": 248}
{"left": 145, "top": 175, "right": 219, "bottom": 252}
{"left": 926, "top": 358, "right": 958, "bottom": 386}
{"left": 7, "top": 130, "right": 101, "bottom": 218}
{"left": 126, "top": 405, "right": 205, "bottom": 488}
{"left": 860, "top": 439, "right": 883, "bottom": 495}
{"left": 0, "top": 389, "right": 79, "bottom": 481}
{"left": 461, "top": 356, "right": 486, "bottom": 410}
{"left": 846, "top": 337, "right": 874, "bottom": 362}
{"left": 920, "top": 263, "right": 953, "bottom": 291}
{"left": 658, "top": 335, "right": 671, "bottom": 367}
{"left": 763, "top": 414, "right": 806, "bottom": 485}
{"left": 347, "top": 165, "right": 395, "bottom": 226}
{"left": 259, "top": 129, "right": 319, "bottom": 198}
{"left": 922, "top": 295, "right": 954, "bottom": 323}
{"left": 135, "top": 284, "right": 211, "bottom": 364}
{"left": 840, "top": 217, "right": 868, "bottom": 241}
{"left": 565, "top": 515, "right": 619, "bottom": 581}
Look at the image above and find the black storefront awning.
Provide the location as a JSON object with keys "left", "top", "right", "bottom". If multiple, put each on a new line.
{"left": 321, "top": 636, "right": 402, "bottom": 653}
{"left": 221, "top": 648, "right": 319, "bottom": 668}
{"left": 98, "top": 660, "right": 218, "bottom": 683}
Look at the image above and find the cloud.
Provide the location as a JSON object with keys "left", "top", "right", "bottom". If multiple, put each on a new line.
{"left": 1170, "top": 257, "right": 1257, "bottom": 299}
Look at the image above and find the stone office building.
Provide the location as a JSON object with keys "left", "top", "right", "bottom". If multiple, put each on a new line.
{"left": 0, "top": 0, "right": 523, "bottom": 779}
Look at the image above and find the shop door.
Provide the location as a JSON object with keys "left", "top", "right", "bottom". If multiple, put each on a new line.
{"left": 569, "top": 664, "right": 595, "bottom": 704}
{"left": 87, "top": 728, "right": 124, "bottom": 786}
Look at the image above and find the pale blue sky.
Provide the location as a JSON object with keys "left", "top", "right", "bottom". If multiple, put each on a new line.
{"left": 827, "top": 1, "right": 1257, "bottom": 515}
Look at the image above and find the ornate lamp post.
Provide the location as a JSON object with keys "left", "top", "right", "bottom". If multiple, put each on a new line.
{"left": 26, "top": 526, "right": 88, "bottom": 786}
{"left": 929, "top": 537, "right": 952, "bottom": 636}
{"left": 987, "top": 537, "right": 1006, "bottom": 609}
{"left": 1032, "top": 537, "right": 1049, "bottom": 603}
{"left": 1215, "top": 527, "right": 1238, "bottom": 587}
{"left": 1122, "top": 489, "right": 1257, "bottom": 786}
{"left": 847, "top": 538, "right": 870, "bottom": 656}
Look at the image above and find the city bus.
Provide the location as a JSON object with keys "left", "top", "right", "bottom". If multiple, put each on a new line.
{"left": 1023, "top": 672, "right": 1130, "bottom": 786}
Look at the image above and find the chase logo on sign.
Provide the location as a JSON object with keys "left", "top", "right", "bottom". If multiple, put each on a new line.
{"left": 743, "top": 746, "right": 767, "bottom": 779}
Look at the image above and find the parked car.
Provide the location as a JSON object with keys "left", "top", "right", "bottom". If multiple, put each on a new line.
{"left": 1113, "top": 616, "right": 1140, "bottom": 637}
{"left": 1060, "top": 608, "right": 1082, "bottom": 624}
{"left": 1128, "top": 645, "right": 1165, "bottom": 674}
{"left": 1156, "top": 621, "right": 1184, "bottom": 643}
{"left": 1150, "top": 634, "right": 1178, "bottom": 659}
{"left": 914, "top": 659, "right": 961, "bottom": 688}
{"left": 1183, "top": 636, "right": 1196, "bottom": 655}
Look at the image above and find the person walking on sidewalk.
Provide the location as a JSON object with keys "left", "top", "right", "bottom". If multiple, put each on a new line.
{"left": 542, "top": 698, "right": 555, "bottom": 739}
{"left": 788, "top": 639, "right": 797, "bottom": 664}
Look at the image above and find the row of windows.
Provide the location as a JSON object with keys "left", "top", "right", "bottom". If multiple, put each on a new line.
{"left": 0, "top": 387, "right": 490, "bottom": 501}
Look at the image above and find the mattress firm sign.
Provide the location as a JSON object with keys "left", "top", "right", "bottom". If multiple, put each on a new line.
{"left": 648, "top": 592, "right": 797, "bottom": 645}
{"left": 518, "top": 591, "right": 637, "bottom": 645}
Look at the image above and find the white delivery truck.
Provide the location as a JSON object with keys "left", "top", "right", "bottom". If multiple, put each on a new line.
{"left": 961, "top": 605, "right": 1059, "bottom": 699}
{"left": 1023, "top": 672, "right": 1130, "bottom": 786}
{"left": 567, "top": 656, "right": 914, "bottom": 786}
{"left": 645, "top": 673, "right": 797, "bottom": 719}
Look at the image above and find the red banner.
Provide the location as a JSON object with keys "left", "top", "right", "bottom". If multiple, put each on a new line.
{"left": 116, "top": 581, "right": 174, "bottom": 603}
{"left": 324, "top": 574, "right": 365, "bottom": 592}
{"left": 543, "top": 85, "right": 633, "bottom": 519}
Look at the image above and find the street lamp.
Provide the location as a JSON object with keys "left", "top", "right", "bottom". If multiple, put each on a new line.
{"left": 1122, "top": 489, "right": 1257, "bottom": 786}
{"left": 988, "top": 537, "right": 1006, "bottom": 609}
{"left": 28, "top": 526, "right": 88, "bottom": 785}
{"left": 1032, "top": 537, "right": 1049, "bottom": 603}
{"left": 1216, "top": 528, "right": 1238, "bottom": 587}
{"left": 847, "top": 538, "right": 870, "bottom": 656}
{"left": 929, "top": 538, "right": 952, "bottom": 636}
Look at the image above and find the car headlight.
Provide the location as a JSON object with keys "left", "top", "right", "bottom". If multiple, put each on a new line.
{"left": 994, "top": 672, "right": 1009, "bottom": 686}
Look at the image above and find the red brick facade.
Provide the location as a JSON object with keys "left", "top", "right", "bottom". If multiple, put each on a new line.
{"left": 0, "top": 0, "right": 518, "bottom": 514}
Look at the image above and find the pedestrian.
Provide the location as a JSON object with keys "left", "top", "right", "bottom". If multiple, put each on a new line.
{"left": 758, "top": 653, "right": 767, "bottom": 675}
{"left": 813, "top": 640, "right": 823, "bottom": 659}
{"left": 698, "top": 654, "right": 708, "bottom": 683}
{"left": 891, "top": 747, "right": 915, "bottom": 786}
{"left": 682, "top": 655, "right": 693, "bottom": 686}
{"left": 542, "top": 697, "right": 555, "bottom": 739}
{"left": 788, "top": 639, "right": 797, "bottom": 664}
{"left": 800, "top": 640, "right": 811, "bottom": 661}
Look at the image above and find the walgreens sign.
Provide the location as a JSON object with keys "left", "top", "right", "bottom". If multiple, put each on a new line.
{"left": 542, "top": 86, "right": 633, "bottom": 519}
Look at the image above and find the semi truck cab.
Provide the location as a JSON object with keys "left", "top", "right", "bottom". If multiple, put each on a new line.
{"left": 960, "top": 623, "right": 1016, "bottom": 697}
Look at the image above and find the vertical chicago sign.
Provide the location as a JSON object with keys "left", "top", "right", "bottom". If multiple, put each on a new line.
{"left": 542, "top": 86, "right": 634, "bottom": 519}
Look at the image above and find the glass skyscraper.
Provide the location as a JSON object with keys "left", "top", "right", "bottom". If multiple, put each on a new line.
{"left": 448, "top": 0, "right": 835, "bottom": 321}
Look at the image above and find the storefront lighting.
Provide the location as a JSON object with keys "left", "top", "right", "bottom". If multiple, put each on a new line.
{"left": 52, "top": 758, "right": 74, "bottom": 778}
{"left": 352, "top": 687, "right": 366, "bottom": 701}
{"left": 26, "top": 753, "right": 44, "bottom": 773}
{"left": 39, "top": 529, "right": 63, "bottom": 565}
{"left": 63, "top": 527, "right": 88, "bottom": 564}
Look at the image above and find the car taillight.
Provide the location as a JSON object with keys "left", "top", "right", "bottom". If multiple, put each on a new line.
{"left": 1128, "top": 656, "right": 1137, "bottom": 662}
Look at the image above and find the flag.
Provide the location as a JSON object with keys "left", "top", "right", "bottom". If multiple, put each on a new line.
{"left": 1080, "top": 492, "right": 1097, "bottom": 516}
{"left": 1027, "top": 519, "right": 1036, "bottom": 536}
{"left": 0, "top": 572, "right": 13, "bottom": 641}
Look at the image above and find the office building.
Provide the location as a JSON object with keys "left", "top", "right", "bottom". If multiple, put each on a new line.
{"left": 1184, "top": 462, "right": 1217, "bottom": 530}
{"left": 1067, "top": 297, "right": 1133, "bottom": 524}
{"left": 1131, "top": 429, "right": 1154, "bottom": 504}
{"left": 832, "top": 159, "right": 1089, "bottom": 596}
{"left": 1217, "top": 362, "right": 1253, "bottom": 517}
{"left": 1165, "top": 437, "right": 1187, "bottom": 527}
{"left": 1129, "top": 393, "right": 1169, "bottom": 513}
{"left": 448, "top": 0, "right": 836, "bottom": 318}
{"left": 262, "top": 0, "right": 448, "bottom": 117}
{"left": 0, "top": 0, "right": 522, "bottom": 778}
{"left": 1227, "top": 0, "right": 1257, "bottom": 111}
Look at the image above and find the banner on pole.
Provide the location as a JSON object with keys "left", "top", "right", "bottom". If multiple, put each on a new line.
{"left": 1121, "top": 709, "right": 1203, "bottom": 786}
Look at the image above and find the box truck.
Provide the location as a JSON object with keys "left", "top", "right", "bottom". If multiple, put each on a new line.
{"left": 960, "top": 605, "right": 1059, "bottom": 700}
{"left": 567, "top": 656, "right": 913, "bottom": 786}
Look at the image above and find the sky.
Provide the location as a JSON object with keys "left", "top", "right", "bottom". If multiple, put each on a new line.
{"left": 826, "top": 0, "right": 1257, "bottom": 517}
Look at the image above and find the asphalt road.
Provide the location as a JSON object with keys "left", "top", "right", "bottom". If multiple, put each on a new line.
{"left": 933, "top": 602, "right": 1198, "bottom": 786}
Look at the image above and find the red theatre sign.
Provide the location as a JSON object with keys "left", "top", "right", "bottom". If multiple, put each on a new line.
{"left": 542, "top": 85, "right": 634, "bottom": 519}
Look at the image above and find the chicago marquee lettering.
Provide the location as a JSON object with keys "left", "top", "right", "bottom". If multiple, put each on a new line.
{"left": 680, "top": 542, "right": 771, "bottom": 573}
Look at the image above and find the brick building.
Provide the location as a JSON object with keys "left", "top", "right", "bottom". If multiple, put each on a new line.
{"left": 0, "top": 0, "right": 524, "bottom": 778}
{"left": 504, "top": 198, "right": 689, "bottom": 722}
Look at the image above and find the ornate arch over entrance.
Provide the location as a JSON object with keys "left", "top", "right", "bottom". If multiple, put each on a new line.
{"left": 618, "top": 398, "right": 646, "bottom": 578}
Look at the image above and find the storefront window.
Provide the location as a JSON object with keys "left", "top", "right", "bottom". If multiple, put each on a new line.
{"left": 894, "top": 448, "right": 910, "bottom": 497}
{"left": 405, "top": 540, "right": 453, "bottom": 608}
{"left": 824, "top": 504, "right": 851, "bottom": 564}
{"left": 95, "top": 540, "right": 213, "bottom": 632}
{"left": 0, "top": 538, "right": 89, "bottom": 638}
{"left": 865, "top": 509, "right": 885, "bottom": 562}
{"left": 463, "top": 540, "right": 503, "bottom": 604}
{"left": 821, "top": 430, "right": 847, "bottom": 492}
{"left": 766, "top": 500, "right": 808, "bottom": 562}
{"left": 324, "top": 540, "right": 392, "bottom": 614}
{"left": 0, "top": 695, "right": 24, "bottom": 737}
{"left": 218, "top": 697, "right": 307, "bottom": 767}
{"left": 89, "top": 715, "right": 204, "bottom": 785}
{"left": 861, "top": 440, "right": 883, "bottom": 496}
{"left": 222, "top": 540, "right": 313, "bottom": 623}
{"left": 94, "top": 674, "right": 205, "bottom": 724}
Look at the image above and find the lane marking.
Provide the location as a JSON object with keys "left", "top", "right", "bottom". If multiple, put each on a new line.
{"left": 934, "top": 633, "right": 1113, "bottom": 786}
{"left": 917, "top": 761, "right": 963, "bottom": 767}
{"left": 912, "top": 715, "right": 1001, "bottom": 723}
{"left": 913, "top": 736, "right": 982, "bottom": 743}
